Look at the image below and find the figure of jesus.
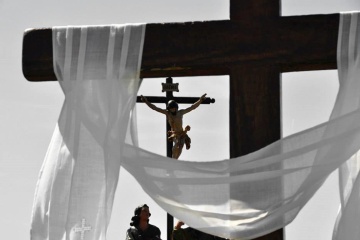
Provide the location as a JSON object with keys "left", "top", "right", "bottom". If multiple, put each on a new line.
{"left": 141, "top": 94, "right": 207, "bottom": 159}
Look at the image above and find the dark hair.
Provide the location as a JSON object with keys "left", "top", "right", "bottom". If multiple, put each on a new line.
{"left": 167, "top": 100, "right": 178, "bottom": 110}
{"left": 130, "top": 204, "right": 151, "bottom": 226}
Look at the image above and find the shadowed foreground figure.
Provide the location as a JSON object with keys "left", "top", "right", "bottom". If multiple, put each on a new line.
{"left": 126, "top": 204, "right": 161, "bottom": 240}
{"left": 141, "top": 94, "right": 207, "bottom": 159}
{"left": 172, "top": 221, "right": 228, "bottom": 240}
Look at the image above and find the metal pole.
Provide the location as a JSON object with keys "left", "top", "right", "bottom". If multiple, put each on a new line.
{"left": 166, "top": 77, "right": 174, "bottom": 240}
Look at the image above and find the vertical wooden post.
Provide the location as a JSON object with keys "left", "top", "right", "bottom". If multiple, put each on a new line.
{"left": 230, "top": 64, "right": 283, "bottom": 240}
{"left": 166, "top": 77, "right": 174, "bottom": 240}
{"left": 229, "top": 1, "right": 283, "bottom": 239}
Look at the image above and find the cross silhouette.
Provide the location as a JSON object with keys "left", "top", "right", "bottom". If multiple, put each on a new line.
{"left": 22, "top": 1, "right": 344, "bottom": 239}
{"left": 74, "top": 218, "right": 92, "bottom": 240}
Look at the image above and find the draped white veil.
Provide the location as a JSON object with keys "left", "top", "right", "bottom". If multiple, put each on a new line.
{"left": 31, "top": 12, "right": 360, "bottom": 240}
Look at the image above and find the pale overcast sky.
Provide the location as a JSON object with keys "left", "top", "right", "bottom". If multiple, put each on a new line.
{"left": 0, "top": 1, "right": 359, "bottom": 240}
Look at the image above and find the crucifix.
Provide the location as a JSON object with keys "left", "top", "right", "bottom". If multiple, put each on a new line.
{"left": 74, "top": 218, "right": 92, "bottom": 240}
{"left": 22, "top": 0, "right": 342, "bottom": 239}
{"left": 138, "top": 77, "right": 214, "bottom": 160}
{"left": 137, "top": 76, "right": 215, "bottom": 240}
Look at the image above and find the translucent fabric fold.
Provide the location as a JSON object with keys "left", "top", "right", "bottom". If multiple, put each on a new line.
{"left": 30, "top": 24, "right": 145, "bottom": 240}
{"left": 31, "top": 11, "right": 360, "bottom": 240}
{"left": 332, "top": 12, "right": 360, "bottom": 240}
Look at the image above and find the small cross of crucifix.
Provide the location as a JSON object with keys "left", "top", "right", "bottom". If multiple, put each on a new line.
{"left": 74, "top": 218, "right": 92, "bottom": 240}
{"left": 137, "top": 77, "right": 215, "bottom": 159}
{"left": 138, "top": 77, "right": 215, "bottom": 240}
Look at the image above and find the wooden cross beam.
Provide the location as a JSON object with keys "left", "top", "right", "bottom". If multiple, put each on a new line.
{"left": 22, "top": 10, "right": 338, "bottom": 80}
{"left": 22, "top": 0, "right": 341, "bottom": 239}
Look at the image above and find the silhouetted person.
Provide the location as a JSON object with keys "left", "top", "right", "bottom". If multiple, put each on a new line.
{"left": 125, "top": 204, "right": 161, "bottom": 240}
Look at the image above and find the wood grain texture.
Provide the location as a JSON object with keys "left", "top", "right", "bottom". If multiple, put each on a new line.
{"left": 22, "top": 14, "right": 339, "bottom": 81}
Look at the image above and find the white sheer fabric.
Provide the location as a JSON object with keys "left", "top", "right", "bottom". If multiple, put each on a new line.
{"left": 332, "top": 12, "right": 360, "bottom": 240}
{"left": 30, "top": 24, "right": 145, "bottom": 240}
{"left": 31, "top": 12, "right": 360, "bottom": 240}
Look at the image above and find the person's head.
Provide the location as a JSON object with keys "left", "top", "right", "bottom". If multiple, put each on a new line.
{"left": 167, "top": 100, "right": 178, "bottom": 115}
{"left": 130, "top": 204, "right": 151, "bottom": 226}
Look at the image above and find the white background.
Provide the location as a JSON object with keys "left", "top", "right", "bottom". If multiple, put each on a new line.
{"left": 0, "top": 0, "right": 359, "bottom": 239}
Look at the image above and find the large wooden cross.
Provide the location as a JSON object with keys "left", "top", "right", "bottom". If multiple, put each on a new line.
{"left": 22, "top": 0, "right": 340, "bottom": 239}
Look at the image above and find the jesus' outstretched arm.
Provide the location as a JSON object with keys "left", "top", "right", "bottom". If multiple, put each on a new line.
{"left": 141, "top": 95, "right": 168, "bottom": 115}
{"left": 181, "top": 93, "right": 207, "bottom": 114}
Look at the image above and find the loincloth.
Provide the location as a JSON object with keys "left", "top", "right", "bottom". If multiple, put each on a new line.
{"left": 168, "top": 125, "right": 191, "bottom": 149}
